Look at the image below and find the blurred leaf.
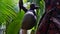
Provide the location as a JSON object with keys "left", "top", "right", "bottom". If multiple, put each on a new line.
{"left": 6, "top": 11, "right": 25, "bottom": 34}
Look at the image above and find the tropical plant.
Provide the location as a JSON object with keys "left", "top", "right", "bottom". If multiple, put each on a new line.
{"left": 0, "top": 0, "right": 45, "bottom": 34}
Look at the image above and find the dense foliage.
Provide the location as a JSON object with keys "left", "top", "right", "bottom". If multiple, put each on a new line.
{"left": 0, "top": 0, "right": 45, "bottom": 34}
